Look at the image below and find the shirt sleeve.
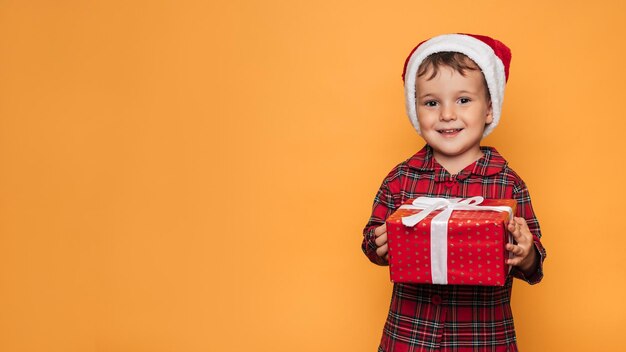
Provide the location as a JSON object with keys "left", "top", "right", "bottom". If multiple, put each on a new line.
{"left": 361, "top": 177, "right": 397, "bottom": 266}
{"left": 510, "top": 180, "right": 547, "bottom": 284}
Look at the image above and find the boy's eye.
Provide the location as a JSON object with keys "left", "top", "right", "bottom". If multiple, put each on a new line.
{"left": 458, "top": 97, "right": 471, "bottom": 104}
{"left": 424, "top": 101, "right": 438, "bottom": 107}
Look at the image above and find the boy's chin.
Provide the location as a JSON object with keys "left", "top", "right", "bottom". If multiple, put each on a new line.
{"left": 431, "top": 146, "right": 482, "bottom": 159}
{"left": 429, "top": 143, "right": 483, "bottom": 159}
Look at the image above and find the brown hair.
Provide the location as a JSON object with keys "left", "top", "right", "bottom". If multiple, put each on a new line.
{"left": 417, "top": 52, "right": 490, "bottom": 100}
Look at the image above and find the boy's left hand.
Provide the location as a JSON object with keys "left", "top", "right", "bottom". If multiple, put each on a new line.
{"left": 506, "top": 217, "right": 538, "bottom": 275}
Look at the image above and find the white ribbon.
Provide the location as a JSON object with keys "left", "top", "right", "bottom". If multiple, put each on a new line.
{"left": 398, "top": 196, "right": 513, "bottom": 285}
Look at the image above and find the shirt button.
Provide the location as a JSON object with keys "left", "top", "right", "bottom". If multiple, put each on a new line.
{"left": 431, "top": 294, "right": 442, "bottom": 305}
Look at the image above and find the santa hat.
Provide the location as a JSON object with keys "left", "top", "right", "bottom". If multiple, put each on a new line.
{"left": 402, "top": 33, "right": 512, "bottom": 137}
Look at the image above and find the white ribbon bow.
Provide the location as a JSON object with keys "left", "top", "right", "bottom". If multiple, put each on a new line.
{"left": 398, "top": 196, "right": 513, "bottom": 284}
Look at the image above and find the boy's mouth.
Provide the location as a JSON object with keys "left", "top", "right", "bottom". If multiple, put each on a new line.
{"left": 437, "top": 128, "right": 463, "bottom": 135}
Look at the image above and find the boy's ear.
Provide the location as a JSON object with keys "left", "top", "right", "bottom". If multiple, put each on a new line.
{"left": 485, "top": 101, "right": 494, "bottom": 124}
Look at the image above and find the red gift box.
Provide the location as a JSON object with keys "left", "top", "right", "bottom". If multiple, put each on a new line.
{"left": 386, "top": 197, "right": 516, "bottom": 286}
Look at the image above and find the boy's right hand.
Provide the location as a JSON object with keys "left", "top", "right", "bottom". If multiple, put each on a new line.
{"left": 374, "top": 223, "right": 388, "bottom": 261}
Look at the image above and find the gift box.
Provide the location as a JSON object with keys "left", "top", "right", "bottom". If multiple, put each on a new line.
{"left": 386, "top": 197, "right": 516, "bottom": 286}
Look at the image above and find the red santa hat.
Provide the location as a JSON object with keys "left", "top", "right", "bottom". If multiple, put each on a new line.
{"left": 402, "top": 33, "right": 512, "bottom": 137}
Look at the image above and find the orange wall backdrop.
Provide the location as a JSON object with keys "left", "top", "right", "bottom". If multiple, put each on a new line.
{"left": 2, "top": 1, "right": 625, "bottom": 351}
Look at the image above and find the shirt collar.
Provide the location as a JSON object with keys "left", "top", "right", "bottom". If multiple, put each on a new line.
{"left": 406, "top": 144, "right": 507, "bottom": 181}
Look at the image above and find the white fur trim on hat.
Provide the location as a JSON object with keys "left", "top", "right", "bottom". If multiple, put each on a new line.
{"left": 404, "top": 34, "right": 507, "bottom": 137}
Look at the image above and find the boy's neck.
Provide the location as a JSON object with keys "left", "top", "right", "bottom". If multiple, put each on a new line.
{"left": 432, "top": 148, "right": 484, "bottom": 176}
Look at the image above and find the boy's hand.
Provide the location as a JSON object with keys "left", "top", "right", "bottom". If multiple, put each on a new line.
{"left": 506, "top": 217, "right": 538, "bottom": 275}
{"left": 374, "top": 224, "right": 388, "bottom": 261}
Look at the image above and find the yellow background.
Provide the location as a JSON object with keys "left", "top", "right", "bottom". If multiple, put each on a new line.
{"left": 1, "top": 1, "right": 624, "bottom": 351}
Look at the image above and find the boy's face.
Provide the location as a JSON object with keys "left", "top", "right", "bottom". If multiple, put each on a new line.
{"left": 415, "top": 65, "right": 493, "bottom": 166}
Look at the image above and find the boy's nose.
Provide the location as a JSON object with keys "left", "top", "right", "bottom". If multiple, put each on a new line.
{"left": 440, "top": 105, "right": 456, "bottom": 121}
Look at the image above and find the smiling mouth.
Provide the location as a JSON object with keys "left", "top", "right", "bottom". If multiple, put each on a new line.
{"left": 437, "top": 128, "right": 463, "bottom": 134}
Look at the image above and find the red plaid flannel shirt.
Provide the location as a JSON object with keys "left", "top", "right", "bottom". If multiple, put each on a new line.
{"left": 362, "top": 145, "right": 546, "bottom": 352}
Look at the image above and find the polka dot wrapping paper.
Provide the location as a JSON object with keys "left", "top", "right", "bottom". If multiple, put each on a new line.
{"left": 386, "top": 198, "right": 517, "bottom": 286}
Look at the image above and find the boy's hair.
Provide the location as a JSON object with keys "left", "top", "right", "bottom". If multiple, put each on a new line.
{"left": 417, "top": 52, "right": 490, "bottom": 101}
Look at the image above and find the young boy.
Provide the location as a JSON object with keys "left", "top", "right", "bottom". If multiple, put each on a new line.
{"left": 362, "top": 34, "right": 547, "bottom": 352}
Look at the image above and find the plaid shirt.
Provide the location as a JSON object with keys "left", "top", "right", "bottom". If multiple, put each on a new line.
{"left": 362, "top": 145, "right": 546, "bottom": 352}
